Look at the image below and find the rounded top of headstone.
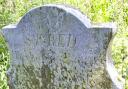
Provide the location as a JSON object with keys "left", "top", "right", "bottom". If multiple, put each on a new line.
{"left": 18, "top": 4, "right": 91, "bottom": 28}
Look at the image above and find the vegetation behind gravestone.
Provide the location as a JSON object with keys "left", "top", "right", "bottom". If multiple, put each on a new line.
{"left": 0, "top": 0, "right": 128, "bottom": 89}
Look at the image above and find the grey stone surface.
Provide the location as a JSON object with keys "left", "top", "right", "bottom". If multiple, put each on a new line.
{"left": 1, "top": 4, "right": 123, "bottom": 89}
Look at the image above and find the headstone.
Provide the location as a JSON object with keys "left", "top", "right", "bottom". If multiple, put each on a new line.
{"left": 1, "top": 4, "right": 123, "bottom": 89}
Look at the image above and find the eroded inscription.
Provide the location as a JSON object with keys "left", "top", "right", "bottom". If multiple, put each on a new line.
{"left": 38, "top": 33, "right": 76, "bottom": 48}
{"left": 50, "top": 34, "right": 76, "bottom": 47}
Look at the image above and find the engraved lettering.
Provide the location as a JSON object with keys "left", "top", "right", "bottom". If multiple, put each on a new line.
{"left": 59, "top": 34, "right": 65, "bottom": 47}
{"left": 68, "top": 35, "right": 76, "bottom": 48}
{"left": 46, "top": 34, "right": 76, "bottom": 47}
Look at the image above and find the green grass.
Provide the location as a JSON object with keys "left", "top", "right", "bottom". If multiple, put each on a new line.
{"left": 0, "top": 0, "right": 128, "bottom": 88}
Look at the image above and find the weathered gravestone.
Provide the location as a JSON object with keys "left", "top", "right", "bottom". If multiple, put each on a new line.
{"left": 1, "top": 4, "right": 123, "bottom": 89}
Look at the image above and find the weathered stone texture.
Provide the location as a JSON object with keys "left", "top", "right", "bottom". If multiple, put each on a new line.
{"left": 1, "top": 4, "right": 123, "bottom": 89}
